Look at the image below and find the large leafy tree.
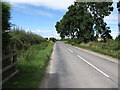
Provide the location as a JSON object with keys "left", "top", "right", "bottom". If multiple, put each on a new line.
{"left": 56, "top": 2, "right": 94, "bottom": 43}
{"left": 2, "top": 1, "right": 11, "bottom": 49}
{"left": 74, "top": 2, "right": 94, "bottom": 42}
{"left": 55, "top": 2, "right": 113, "bottom": 42}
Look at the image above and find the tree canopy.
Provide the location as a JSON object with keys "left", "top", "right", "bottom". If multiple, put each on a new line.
{"left": 2, "top": 1, "right": 11, "bottom": 49}
{"left": 55, "top": 2, "right": 113, "bottom": 43}
{"left": 2, "top": 1, "right": 11, "bottom": 31}
{"left": 117, "top": 1, "right": 120, "bottom": 9}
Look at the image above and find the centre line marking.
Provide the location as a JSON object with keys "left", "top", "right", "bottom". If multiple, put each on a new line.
{"left": 67, "top": 48, "right": 73, "bottom": 53}
{"left": 77, "top": 55, "right": 109, "bottom": 78}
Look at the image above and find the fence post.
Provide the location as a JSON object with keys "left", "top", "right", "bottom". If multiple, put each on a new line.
{"left": 13, "top": 51, "right": 17, "bottom": 63}
{"left": 2, "top": 51, "right": 19, "bottom": 85}
{"left": 13, "top": 51, "right": 17, "bottom": 72}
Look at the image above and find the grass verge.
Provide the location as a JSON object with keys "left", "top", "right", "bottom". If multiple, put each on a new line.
{"left": 3, "top": 42, "right": 54, "bottom": 88}
{"left": 64, "top": 41, "right": 119, "bottom": 60}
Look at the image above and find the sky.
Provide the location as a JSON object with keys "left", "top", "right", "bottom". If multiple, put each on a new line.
{"left": 3, "top": 0, "right": 119, "bottom": 39}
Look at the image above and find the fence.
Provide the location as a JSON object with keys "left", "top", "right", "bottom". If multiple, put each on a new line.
{"left": 1, "top": 51, "right": 19, "bottom": 85}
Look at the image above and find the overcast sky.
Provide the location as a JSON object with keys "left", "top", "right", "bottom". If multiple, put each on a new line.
{"left": 4, "top": 0, "right": 119, "bottom": 39}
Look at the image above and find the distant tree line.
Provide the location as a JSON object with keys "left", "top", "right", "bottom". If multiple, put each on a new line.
{"left": 55, "top": 2, "right": 114, "bottom": 43}
{"left": 49, "top": 37, "right": 56, "bottom": 42}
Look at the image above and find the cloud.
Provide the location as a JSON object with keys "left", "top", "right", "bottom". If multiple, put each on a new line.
{"left": 110, "top": 31, "right": 119, "bottom": 39}
{"left": 4, "top": 0, "right": 75, "bottom": 10}
{"left": 35, "top": 10, "right": 53, "bottom": 17}
{"left": 118, "top": 13, "right": 120, "bottom": 23}
{"left": 104, "top": 13, "right": 118, "bottom": 24}
{"left": 110, "top": 25, "right": 119, "bottom": 39}
{"left": 104, "top": 2, "right": 118, "bottom": 24}
{"left": 12, "top": 4, "right": 54, "bottom": 17}
{"left": 4, "top": 0, "right": 119, "bottom": 11}
{"left": 25, "top": 29, "right": 60, "bottom": 39}
{"left": 103, "top": 2, "right": 118, "bottom": 39}
{"left": 11, "top": 4, "right": 26, "bottom": 8}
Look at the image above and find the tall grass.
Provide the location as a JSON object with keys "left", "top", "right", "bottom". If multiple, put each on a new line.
{"left": 3, "top": 29, "right": 54, "bottom": 88}
{"left": 3, "top": 42, "right": 54, "bottom": 88}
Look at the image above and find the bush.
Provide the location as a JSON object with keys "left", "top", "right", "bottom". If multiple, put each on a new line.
{"left": 68, "top": 38, "right": 84, "bottom": 44}
{"left": 9, "top": 30, "right": 46, "bottom": 51}
{"left": 49, "top": 37, "right": 56, "bottom": 42}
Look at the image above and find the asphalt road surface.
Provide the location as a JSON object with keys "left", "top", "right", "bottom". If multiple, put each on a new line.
{"left": 40, "top": 41, "right": 119, "bottom": 88}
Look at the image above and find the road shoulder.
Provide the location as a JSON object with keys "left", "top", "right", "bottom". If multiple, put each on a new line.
{"left": 38, "top": 43, "right": 56, "bottom": 88}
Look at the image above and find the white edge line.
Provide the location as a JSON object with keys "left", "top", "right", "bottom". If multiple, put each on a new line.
{"left": 67, "top": 48, "right": 73, "bottom": 53}
{"left": 73, "top": 46, "right": 118, "bottom": 63}
{"left": 77, "top": 55, "right": 109, "bottom": 78}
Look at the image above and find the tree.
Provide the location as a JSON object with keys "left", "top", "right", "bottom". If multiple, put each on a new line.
{"left": 117, "top": 1, "right": 120, "bottom": 9}
{"left": 2, "top": 2, "right": 11, "bottom": 31}
{"left": 100, "top": 22, "right": 112, "bottom": 39}
{"left": 87, "top": 2, "right": 113, "bottom": 38}
{"left": 55, "top": 2, "right": 113, "bottom": 43}
{"left": 117, "top": 1, "right": 120, "bottom": 32}
{"left": 45, "top": 37, "right": 48, "bottom": 40}
{"left": 55, "top": 21, "right": 65, "bottom": 39}
{"left": 2, "top": 1, "right": 11, "bottom": 49}
{"left": 55, "top": 2, "right": 94, "bottom": 43}
{"left": 49, "top": 37, "right": 56, "bottom": 42}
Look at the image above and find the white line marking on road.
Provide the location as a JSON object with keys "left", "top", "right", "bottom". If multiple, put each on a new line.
{"left": 67, "top": 48, "right": 73, "bottom": 53}
{"left": 73, "top": 46, "right": 118, "bottom": 63}
{"left": 77, "top": 55, "right": 109, "bottom": 78}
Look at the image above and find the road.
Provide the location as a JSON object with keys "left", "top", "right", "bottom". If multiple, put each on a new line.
{"left": 40, "top": 41, "right": 119, "bottom": 88}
